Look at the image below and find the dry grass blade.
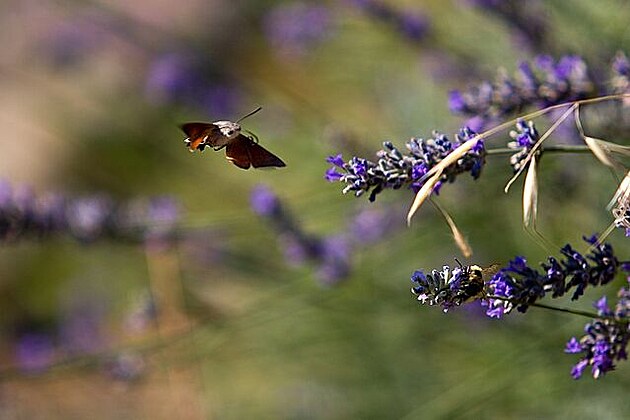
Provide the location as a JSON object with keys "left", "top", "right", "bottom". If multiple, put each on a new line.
{"left": 504, "top": 103, "right": 577, "bottom": 194}
{"left": 575, "top": 105, "right": 625, "bottom": 171}
{"left": 609, "top": 170, "right": 630, "bottom": 210}
{"left": 407, "top": 171, "right": 442, "bottom": 225}
{"left": 520, "top": 155, "right": 554, "bottom": 253}
{"left": 413, "top": 137, "right": 481, "bottom": 187}
{"left": 596, "top": 140, "right": 630, "bottom": 157}
{"left": 582, "top": 136, "right": 624, "bottom": 170}
{"left": 430, "top": 199, "right": 473, "bottom": 258}
{"left": 593, "top": 171, "right": 630, "bottom": 247}
{"left": 407, "top": 136, "right": 483, "bottom": 224}
{"left": 594, "top": 221, "right": 618, "bottom": 246}
{"left": 522, "top": 155, "right": 538, "bottom": 228}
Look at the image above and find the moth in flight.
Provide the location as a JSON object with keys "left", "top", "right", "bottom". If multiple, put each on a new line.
{"left": 180, "top": 107, "right": 286, "bottom": 169}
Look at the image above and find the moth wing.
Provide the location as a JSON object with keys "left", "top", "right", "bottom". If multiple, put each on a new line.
{"left": 247, "top": 140, "right": 286, "bottom": 168}
{"left": 180, "top": 122, "right": 214, "bottom": 138}
{"left": 225, "top": 135, "right": 253, "bottom": 169}
{"left": 180, "top": 122, "right": 224, "bottom": 150}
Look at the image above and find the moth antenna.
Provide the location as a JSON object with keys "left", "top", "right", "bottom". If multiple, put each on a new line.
{"left": 236, "top": 106, "right": 262, "bottom": 123}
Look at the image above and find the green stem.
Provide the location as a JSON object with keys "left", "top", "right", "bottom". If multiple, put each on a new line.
{"left": 486, "top": 295, "right": 600, "bottom": 319}
{"left": 486, "top": 297, "right": 630, "bottom": 324}
{"left": 529, "top": 302, "right": 599, "bottom": 319}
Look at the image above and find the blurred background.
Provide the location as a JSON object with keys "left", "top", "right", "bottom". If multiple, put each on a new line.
{"left": 0, "top": 0, "right": 629, "bottom": 418}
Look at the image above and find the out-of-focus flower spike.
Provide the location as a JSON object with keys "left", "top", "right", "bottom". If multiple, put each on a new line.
{"left": 263, "top": 2, "right": 335, "bottom": 59}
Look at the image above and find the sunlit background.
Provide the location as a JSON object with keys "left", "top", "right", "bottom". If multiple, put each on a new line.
{"left": 1, "top": 0, "right": 629, "bottom": 418}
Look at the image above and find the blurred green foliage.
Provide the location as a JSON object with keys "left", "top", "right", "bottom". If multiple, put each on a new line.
{"left": 0, "top": 0, "right": 629, "bottom": 418}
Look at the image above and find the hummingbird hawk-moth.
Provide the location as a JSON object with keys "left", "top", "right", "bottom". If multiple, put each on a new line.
{"left": 180, "top": 107, "right": 286, "bottom": 170}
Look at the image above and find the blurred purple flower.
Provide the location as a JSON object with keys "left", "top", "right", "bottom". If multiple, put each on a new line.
{"left": 13, "top": 186, "right": 35, "bottom": 216}
{"left": 144, "top": 196, "right": 180, "bottom": 249}
{"left": 611, "top": 51, "right": 630, "bottom": 106}
{"left": 264, "top": 2, "right": 334, "bottom": 59}
{"left": 15, "top": 333, "right": 55, "bottom": 373}
{"left": 35, "top": 193, "right": 67, "bottom": 234}
{"left": 180, "top": 228, "right": 227, "bottom": 268}
{"left": 66, "top": 196, "right": 113, "bottom": 242}
{"left": 449, "top": 55, "right": 600, "bottom": 127}
{"left": 147, "top": 196, "right": 179, "bottom": 225}
{"left": 59, "top": 301, "right": 107, "bottom": 355}
{"left": 41, "top": 18, "right": 109, "bottom": 69}
{"left": 252, "top": 185, "right": 403, "bottom": 285}
{"left": 124, "top": 292, "right": 157, "bottom": 334}
{"left": 347, "top": 0, "right": 429, "bottom": 43}
{"left": 104, "top": 352, "right": 146, "bottom": 382}
{"left": 316, "top": 235, "right": 351, "bottom": 286}
{"left": 613, "top": 52, "right": 630, "bottom": 77}
{"left": 250, "top": 184, "right": 281, "bottom": 217}
{"left": 397, "top": 13, "right": 429, "bottom": 41}
{"left": 280, "top": 233, "right": 312, "bottom": 267}
{"left": 463, "top": 0, "right": 548, "bottom": 52}
{"left": 145, "top": 52, "right": 243, "bottom": 116}
{"left": 349, "top": 207, "right": 403, "bottom": 244}
{"left": 0, "top": 181, "right": 183, "bottom": 245}
{"left": 0, "top": 180, "right": 12, "bottom": 207}
{"left": 145, "top": 53, "right": 199, "bottom": 104}
{"left": 199, "top": 85, "right": 243, "bottom": 119}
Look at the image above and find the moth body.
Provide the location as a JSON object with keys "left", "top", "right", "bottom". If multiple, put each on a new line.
{"left": 179, "top": 108, "right": 286, "bottom": 170}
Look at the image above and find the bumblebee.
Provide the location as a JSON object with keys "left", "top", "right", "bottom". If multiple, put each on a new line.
{"left": 457, "top": 261, "right": 500, "bottom": 302}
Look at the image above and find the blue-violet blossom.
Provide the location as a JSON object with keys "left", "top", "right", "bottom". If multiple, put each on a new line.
{"left": 565, "top": 280, "right": 630, "bottom": 379}
{"left": 325, "top": 127, "right": 486, "bottom": 202}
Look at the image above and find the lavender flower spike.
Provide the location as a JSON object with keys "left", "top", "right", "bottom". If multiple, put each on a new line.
{"left": 483, "top": 236, "right": 629, "bottom": 318}
{"left": 411, "top": 263, "right": 487, "bottom": 312}
{"left": 326, "top": 127, "right": 486, "bottom": 202}
{"left": 449, "top": 55, "right": 595, "bottom": 127}
{"left": 565, "top": 279, "right": 630, "bottom": 379}
{"left": 412, "top": 237, "right": 628, "bottom": 317}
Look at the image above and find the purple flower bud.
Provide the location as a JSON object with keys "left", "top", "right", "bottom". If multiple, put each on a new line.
{"left": 325, "top": 168, "right": 343, "bottom": 182}
{"left": 326, "top": 154, "right": 345, "bottom": 167}
{"left": 565, "top": 337, "right": 582, "bottom": 354}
